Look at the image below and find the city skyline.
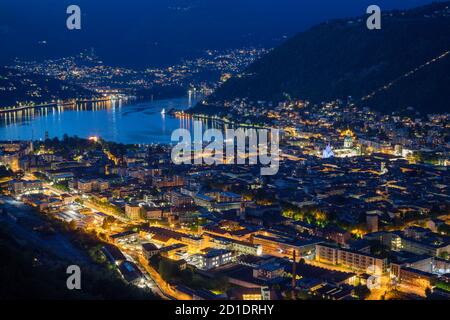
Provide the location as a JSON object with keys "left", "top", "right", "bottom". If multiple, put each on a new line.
{"left": 0, "top": 0, "right": 449, "bottom": 308}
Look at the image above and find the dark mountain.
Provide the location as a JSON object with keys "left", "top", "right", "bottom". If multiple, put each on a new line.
{"left": 0, "top": 0, "right": 431, "bottom": 68}
{"left": 0, "top": 225, "right": 157, "bottom": 300}
{"left": 0, "top": 67, "right": 94, "bottom": 108}
{"left": 207, "top": 2, "right": 450, "bottom": 114}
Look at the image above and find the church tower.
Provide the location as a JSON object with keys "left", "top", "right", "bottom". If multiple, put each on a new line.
{"left": 344, "top": 134, "right": 353, "bottom": 149}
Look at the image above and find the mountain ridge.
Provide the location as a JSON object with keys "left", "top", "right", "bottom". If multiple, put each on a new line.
{"left": 205, "top": 1, "right": 450, "bottom": 114}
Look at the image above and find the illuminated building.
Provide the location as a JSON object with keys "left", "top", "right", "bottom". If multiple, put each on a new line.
{"left": 366, "top": 211, "right": 379, "bottom": 233}
{"left": 315, "top": 244, "right": 388, "bottom": 275}
{"left": 252, "top": 233, "right": 318, "bottom": 261}
{"left": 374, "top": 230, "right": 450, "bottom": 257}
{"left": 253, "top": 261, "right": 284, "bottom": 281}
{"left": 125, "top": 203, "right": 142, "bottom": 220}
{"left": 189, "top": 249, "right": 233, "bottom": 270}
{"left": 398, "top": 267, "right": 434, "bottom": 289}
{"left": 344, "top": 134, "right": 353, "bottom": 149}
{"left": 160, "top": 243, "right": 189, "bottom": 261}
{"left": 142, "top": 226, "right": 205, "bottom": 252}
{"left": 322, "top": 144, "right": 334, "bottom": 159}
{"left": 333, "top": 131, "right": 361, "bottom": 158}
{"left": 205, "top": 234, "right": 262, "bottom": 256}
{"left": 9, "top": 179, "right": 43, "bottom": 195}
{"left": 73, "top": 178, "right": 109, "bottom": 193}
{"left": 142, "top": 243, "right": 160, "bottom": 260}
{"left": 0, "top": 153, "right": 20, "bottom": 172}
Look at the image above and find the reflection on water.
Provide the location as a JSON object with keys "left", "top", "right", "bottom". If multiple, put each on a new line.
{"left": 0, "top": 96, "right": 224, "bottom": 145}
{"left": 1, "top": 99, "right": 119, "bottom": 127}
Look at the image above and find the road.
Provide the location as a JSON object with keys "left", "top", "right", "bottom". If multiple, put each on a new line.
{"left": 120, "top": 246, "right": 175, "bottom": 300}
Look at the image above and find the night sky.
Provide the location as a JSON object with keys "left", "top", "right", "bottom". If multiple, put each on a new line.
{"left": 0, "top": 0, "right": 437, "bottom": 68}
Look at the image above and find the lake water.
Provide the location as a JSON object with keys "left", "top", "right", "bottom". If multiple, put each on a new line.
{"left": 0, "top": 96, "right": 221, "bottom": 145}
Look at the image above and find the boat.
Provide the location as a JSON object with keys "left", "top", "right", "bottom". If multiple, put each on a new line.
{"left": 161, "top": 108, "right": 166, "bottom": 115}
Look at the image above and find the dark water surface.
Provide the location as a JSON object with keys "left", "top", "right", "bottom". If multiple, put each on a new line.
{"left": 0, "top": 96, "right": 217, "bottom": 144}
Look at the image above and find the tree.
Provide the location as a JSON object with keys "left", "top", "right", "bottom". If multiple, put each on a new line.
{"left": 354, "top": 285, "right": 370, "bottom": 300}
{"left": 438, "top": 224, "right": 450, "bottom": 236}
{"left": 297, "top": 290, "right": 310, "bottom": 300}
{"left": 439, "top": 251, "right": 449, "bottom": 260}
{"left": 434, "top": 280, "right": 450, "bottom": 293}
{"left": 0, "top": 166, "right": 13, "bottom": 178}
{"left": 158, "top": 258, "right": 178, "bottom": 282}
{"left": 211, "top": 274, "right": 229, "bottom": 292}
{"left": 180, "top": 268, "right": 194, "bottom": 283}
